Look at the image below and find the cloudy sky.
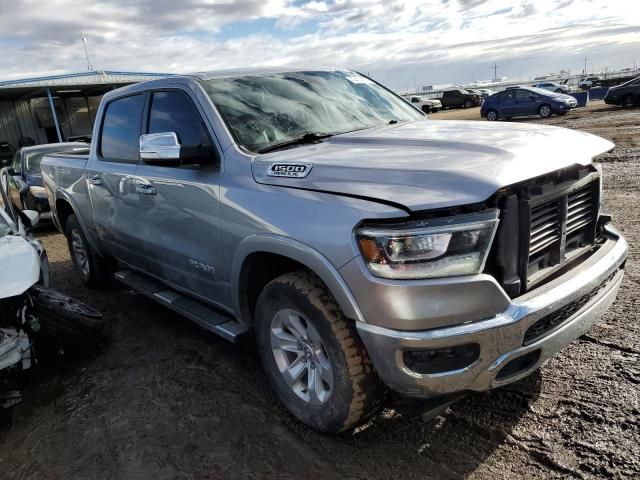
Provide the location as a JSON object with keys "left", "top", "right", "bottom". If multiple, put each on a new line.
{"left": 0, "top": 0, "right": 638, "bottom": 90}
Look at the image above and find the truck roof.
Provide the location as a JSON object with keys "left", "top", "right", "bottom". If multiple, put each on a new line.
{"left": 188, "top": 66, "right": 350, "bottom": 81}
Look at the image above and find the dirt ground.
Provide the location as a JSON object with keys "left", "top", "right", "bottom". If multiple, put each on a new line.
{"left": 1, "top": 101, "right": 638, "bottom": 479}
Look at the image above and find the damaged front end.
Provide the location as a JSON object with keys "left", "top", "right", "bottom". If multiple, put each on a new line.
{"left": 0, "top": 168, "right": 105, "bottom": 420}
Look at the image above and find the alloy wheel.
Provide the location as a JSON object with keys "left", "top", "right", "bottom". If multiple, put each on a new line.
{"left": 270, "top": 308, "right": 334, "bottom": 405}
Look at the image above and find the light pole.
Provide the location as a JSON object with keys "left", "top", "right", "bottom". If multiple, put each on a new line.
{"left": 81, "top": 33, "right": 94, "bottom": 71}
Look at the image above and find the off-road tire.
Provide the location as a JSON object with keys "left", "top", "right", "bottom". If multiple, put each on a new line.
{"left": 31, "top": 285, "right": 106, "bottom": 352}
{"left": 65, "top": 214, "right": 113, "bottom": 287}
{"left": 255, "top": 270, "right": 384, "bottom": 433}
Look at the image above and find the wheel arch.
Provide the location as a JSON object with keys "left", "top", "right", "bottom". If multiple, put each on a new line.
{"left": 231, "top": 235, "right": 364, "bottom": 327}
{"left": 54, "top": 193, "right": 103, "bottom": 256}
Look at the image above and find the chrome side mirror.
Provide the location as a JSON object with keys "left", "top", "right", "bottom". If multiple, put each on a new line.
{"left": 139, "top": 132, "right": 181, "bottom": 163}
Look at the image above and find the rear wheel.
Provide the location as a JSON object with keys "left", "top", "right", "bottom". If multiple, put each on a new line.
{"left": 486, "top": 109, "right": 498, "bottom": 121}
{"left": 255, "top": 271, "right": 384, "bottom": 433}
{"left": 623, "top": 94, "right": 636, "bottom": 108}
{"left": 65, "top": 214, "right": 113, "bottom": 287}
{"left": 539, "top": 104, "right": 552, "bottom": 118}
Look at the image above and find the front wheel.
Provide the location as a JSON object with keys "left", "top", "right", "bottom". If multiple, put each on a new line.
{"left": 539, "top": 104, "right": 552, "bottom": 118}
{"left": 464, "top": 99, "right": 473, "bottom": 108}
{"left": 421, "top": 105, "right": 431, "bottom": 114}
{"left": 255, "top": 271, "right": 384, "bottom": 433}
{"left": 486, "top": 109, "right": 499, "bottom": 121}
{"left": 623, "top": 94, "right": 636, "bottom": 108}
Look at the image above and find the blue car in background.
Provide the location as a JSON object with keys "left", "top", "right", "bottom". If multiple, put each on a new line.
{"left": 7, "top": 142, "right": 88, "bottom": 218}
{"left": 481, "top": 87, "right": 578, "bottom": 121}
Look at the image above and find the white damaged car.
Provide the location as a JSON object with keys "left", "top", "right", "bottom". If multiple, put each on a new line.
{"left": 0, "top": 172, "right": 104, "bottom": 416}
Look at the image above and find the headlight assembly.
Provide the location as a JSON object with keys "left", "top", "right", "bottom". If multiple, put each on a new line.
{"left": 356, "top": 210, "right": 499, "bottom": 279}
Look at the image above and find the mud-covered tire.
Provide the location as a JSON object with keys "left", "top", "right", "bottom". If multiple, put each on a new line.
{"left": 65, "top": 214, "right": 112, "bottom": 287}
{"left": 255, "top": 271, "right": 384, "bottom": 433}
{"left": 31, "top": 285, "right": 106, "bottom": 352}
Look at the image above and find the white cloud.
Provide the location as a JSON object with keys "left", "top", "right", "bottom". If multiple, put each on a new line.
{"left": 0, "top": 0, "right": 638, "bottom": 88}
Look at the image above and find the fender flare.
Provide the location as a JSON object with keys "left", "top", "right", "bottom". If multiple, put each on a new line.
{"left": 52, "top": 190, "right": 104, "bottom": 257}
{"left": 230, "top": 234, "right": 365, "bottom": 325}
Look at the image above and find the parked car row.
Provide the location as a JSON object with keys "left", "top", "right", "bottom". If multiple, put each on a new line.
{"left": 479, "top": 75, "right": 640, "bottom": 121}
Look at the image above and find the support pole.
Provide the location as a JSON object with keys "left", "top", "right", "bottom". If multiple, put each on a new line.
{"left": 47, "top": 88, "right": 63, "bottom": 142}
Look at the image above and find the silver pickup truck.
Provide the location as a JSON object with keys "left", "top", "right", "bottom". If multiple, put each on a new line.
{"left": 41, "top": 68, "right": 627, "bottom": 433}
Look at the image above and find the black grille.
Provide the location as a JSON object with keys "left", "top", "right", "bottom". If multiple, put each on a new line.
{"left": 567, "top": 186, "right": 595, "bottom": 235}
{"left": 525, "top": 180, "right": 599, "bottom": 287}
{"left": 485, "top": 166, "right": 601, "bottom": 297}
{"left": 523, "top": 269, "right": 618, "bottom": 345}
{"left": 529, "top": 200, "right": 561, "bottom": 258}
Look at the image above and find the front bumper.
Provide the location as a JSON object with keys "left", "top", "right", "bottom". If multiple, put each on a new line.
{"left": 356, "top": 224, "right": 627, "bottom": 398}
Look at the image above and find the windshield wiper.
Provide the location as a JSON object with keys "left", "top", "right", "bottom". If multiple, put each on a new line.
{"left": 257, "top": 132, "right": 334, "bottom": 154}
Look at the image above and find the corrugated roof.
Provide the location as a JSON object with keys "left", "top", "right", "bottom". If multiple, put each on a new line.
{"left": 0, "top": 70, "right": 172, "bottom": 88}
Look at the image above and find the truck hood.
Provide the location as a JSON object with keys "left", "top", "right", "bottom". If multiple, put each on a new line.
{"left": 252, "top": 120, "right": 613, "bottom": 212}
{"left": 0, "top": 235, "right": 40, "bottom": 299}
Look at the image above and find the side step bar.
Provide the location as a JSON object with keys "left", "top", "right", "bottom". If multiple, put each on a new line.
{"left": 114, "top": 270, "right": 248, "bottom": 343}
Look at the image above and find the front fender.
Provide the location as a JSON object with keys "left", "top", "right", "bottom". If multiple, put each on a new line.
{"left": 230, "top": 234, "right": 364, "bottom": 325}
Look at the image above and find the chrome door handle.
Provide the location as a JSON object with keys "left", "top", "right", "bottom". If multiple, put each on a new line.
{"left": 89, "top": 175, "right": 103, "bottom": 186}
{"left": 135, "top": 183, "right": 156, "bottom": 195}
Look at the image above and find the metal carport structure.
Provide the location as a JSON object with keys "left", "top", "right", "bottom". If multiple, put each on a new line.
{"left": 0, "top": 71, "right": 170, "bottom": 147}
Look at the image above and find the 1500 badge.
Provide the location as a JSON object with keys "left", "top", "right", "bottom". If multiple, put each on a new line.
{"left": 267, "top": 163, "right": 312, "bottom": 178}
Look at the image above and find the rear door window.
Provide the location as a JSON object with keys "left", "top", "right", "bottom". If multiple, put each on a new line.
{"left": 100, "top": 94, "right": 145, "bottom": 163}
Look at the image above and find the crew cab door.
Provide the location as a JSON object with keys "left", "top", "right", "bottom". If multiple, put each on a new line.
{"left": 132, "top": 89, "right": 225, "bottom": 305}
{"left": 87, "top": 93, "right": 145, "bottom": 266}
